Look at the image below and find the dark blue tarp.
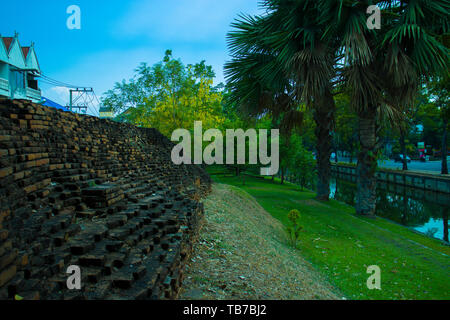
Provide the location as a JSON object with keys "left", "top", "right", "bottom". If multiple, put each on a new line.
{"left": 41, "top": 97, "right": 69, "bottom": 111}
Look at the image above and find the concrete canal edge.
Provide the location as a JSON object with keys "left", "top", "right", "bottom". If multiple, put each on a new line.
{"left": 331, "top": 163, "right": 450, "bottom": 194}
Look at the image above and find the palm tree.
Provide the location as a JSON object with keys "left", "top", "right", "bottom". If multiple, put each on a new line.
{"left": 318, "top": 0, "right": 449, "bottom": 215}
{"left": 225, "top": 0, "right": 338, "bottom": 200}
{"left": 226, "top": 0, "right": 448, "bottom": 214}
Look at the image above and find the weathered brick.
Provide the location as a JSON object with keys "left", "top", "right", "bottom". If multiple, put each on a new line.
{"left": 0, "top": 249, "right": 18, "bottom": 270}
{"left": 0, "top": 241, "right": 12, "bottom": 257}
{"left": 79, "top": 254, "right": 105, "bottom": 267}
{"left": 35, "top": 158, "right": 49, "bottom": 166}
{"left": 13, "top": 171, "right": 24, "bottom": 180}
{"left": 112, "top": 272, "right": 134, "bottom": 289}
{"left": 0, "top": 99, "right": 211, "bottom": 300}
{"left": 0, "top": 265, "right": 16, "bottom": 287}
{"left": 0, "top": 230, "right": 8, "bottom": 241}
{"left": 0, "top": 167, "right": 12, "bottom": 178}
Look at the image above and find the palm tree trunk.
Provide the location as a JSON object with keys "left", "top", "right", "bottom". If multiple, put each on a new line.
{"left": 314, "top": 90, "right": 335, "bottom": 201}
{"left": 356, "top": 109, "right": 378, "bottom": 216}
{"left": 442, "top": 118, "right": 448, "bottom": 175}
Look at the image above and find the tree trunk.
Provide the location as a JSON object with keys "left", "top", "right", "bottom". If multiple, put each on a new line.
{"left": 314, "top": 89, "right": 335, "bottom": 201}
{"left": 356, "top": 109, "right": 378, "bottom": 217}
{"left": 442, "top": 118, "right": 448, "bottom": 175}
{"left": 400, "top": 128, "right": 408, "bottom": 171}
{"left": 281, "top": 167, "right": 285, "bottom": 185}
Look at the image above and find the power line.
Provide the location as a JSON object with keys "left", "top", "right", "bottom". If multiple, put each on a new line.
{"left": 68, "top": 87, "right": 101, "bottom": 117}
{"left": 38, "top": 73, "right": 101, "bottom": 117}
{"left": 39, "top": 79, "right": 73, "bottom": 88}
{"left": 40, "top": 73, "right": 81, "bottom": 88}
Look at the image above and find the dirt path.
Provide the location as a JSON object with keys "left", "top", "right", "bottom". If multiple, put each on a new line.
{"left": 178, "top": 184, "right": 342, "bottom": 300}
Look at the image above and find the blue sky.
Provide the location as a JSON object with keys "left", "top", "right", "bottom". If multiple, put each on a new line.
{"left": 0, "top": 0, "right": 263, "bottom": 112}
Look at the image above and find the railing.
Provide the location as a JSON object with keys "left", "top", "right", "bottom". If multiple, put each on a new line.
{"left": 0, "top": 78, "right": 8, "bottom": 92}
{"left": 26, "top": 87, "right": 41, "bottom": 101}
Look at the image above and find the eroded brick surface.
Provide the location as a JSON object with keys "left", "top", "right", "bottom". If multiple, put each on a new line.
{"left": 0, "top": 99, "right": 211, "bottom": 300}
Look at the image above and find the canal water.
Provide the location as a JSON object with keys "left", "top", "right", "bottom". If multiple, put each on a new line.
{"left": 328, "top": 174, "right": 449, "bottom": 243}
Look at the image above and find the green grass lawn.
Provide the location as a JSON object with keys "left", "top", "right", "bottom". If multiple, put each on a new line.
{"left": 209, "top": 169, "right": 450, "bottom": 300}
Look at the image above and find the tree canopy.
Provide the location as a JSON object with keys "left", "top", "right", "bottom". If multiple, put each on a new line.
{"left": 102, "top": 50, "right": 225, "bottom": 136}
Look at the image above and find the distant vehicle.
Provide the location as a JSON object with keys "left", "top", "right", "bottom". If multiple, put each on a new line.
{"left": 394, "top": 154, "right": 411, "bottom": 163}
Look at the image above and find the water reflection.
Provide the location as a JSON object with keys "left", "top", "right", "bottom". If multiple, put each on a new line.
{"left": 329, "top": 174, "right": 449, "bottom": 242}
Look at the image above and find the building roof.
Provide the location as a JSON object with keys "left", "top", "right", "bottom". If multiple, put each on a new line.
{"left": 22, "top": 47, "right": 30, "bottom": 58}
{"left": 41, "top": 97, "right": 69, "bottom": 111}
{"left": 2, "top": 37, "right": 13, "bottom": 52}
{"left": 0, "top": 34, "right": 40, "bottom": 73}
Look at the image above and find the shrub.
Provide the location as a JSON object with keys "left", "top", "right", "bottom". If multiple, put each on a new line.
{"left": 286, "top": 209, "right": 303, "bottom": 248}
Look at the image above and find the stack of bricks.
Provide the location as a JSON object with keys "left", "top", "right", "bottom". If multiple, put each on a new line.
{"left": 0, "top": 99, "right": 211, "bottom": 300}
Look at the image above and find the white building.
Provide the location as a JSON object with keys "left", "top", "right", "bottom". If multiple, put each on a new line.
{"left": 0, "top": 33, "right": 42, "bottom": 103}
{"left": 99, "top": 106, "right": 114, "bottom": 119}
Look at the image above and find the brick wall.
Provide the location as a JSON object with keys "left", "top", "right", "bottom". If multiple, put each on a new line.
{"left": 0, "top": 99, "right": 211, "bottom": 300}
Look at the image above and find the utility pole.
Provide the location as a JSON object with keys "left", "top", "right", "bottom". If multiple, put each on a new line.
{"left": 68, "top": 87, "right": 93, "bottom": 114}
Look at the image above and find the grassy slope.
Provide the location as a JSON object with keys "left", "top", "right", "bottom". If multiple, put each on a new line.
{"left": 180, "top": 184, "right": 340, "bottom": 300}
{"left": 210, "top": 171, "right": 450, "bottom": 300}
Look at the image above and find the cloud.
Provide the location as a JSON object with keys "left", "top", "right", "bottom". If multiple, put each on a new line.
{"left": 42, "top": 86, "right": 71, "bottom": 105}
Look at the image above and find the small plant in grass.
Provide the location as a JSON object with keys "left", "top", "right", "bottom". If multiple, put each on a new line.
{"left": 286, "top": 209, "right": 303, "bottom": 248}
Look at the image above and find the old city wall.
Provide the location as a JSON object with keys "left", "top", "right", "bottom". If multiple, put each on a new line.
{"left": 0, "top": 99, "right": 211, "bottom": 300}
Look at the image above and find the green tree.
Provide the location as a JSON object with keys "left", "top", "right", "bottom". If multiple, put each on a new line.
{"left": 319, "top": 0, "right": 449, "bottom": 215}
{"left": 428, "top": 73, "right": 450, "bottom": 174}
{"left": 291, "top": 137, "right": 316, "bottom": 191}
{"left": 334, "top": 93, "right": 358, "bottom": 163}
{"left": 102, "top": 50, "right": 225, "bottom": 136}
{"left": 416, "top": 100, "right": 442, "bottom": 149}
{"left": 225, "top": 1, "right": 336, "bottom": 201}
{"left": 226, "top": 0, "right": 448, "bottom": 217}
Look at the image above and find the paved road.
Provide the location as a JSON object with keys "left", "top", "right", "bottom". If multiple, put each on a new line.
{"left": 337, "top": 157, "right": 449, "bottom": 174}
